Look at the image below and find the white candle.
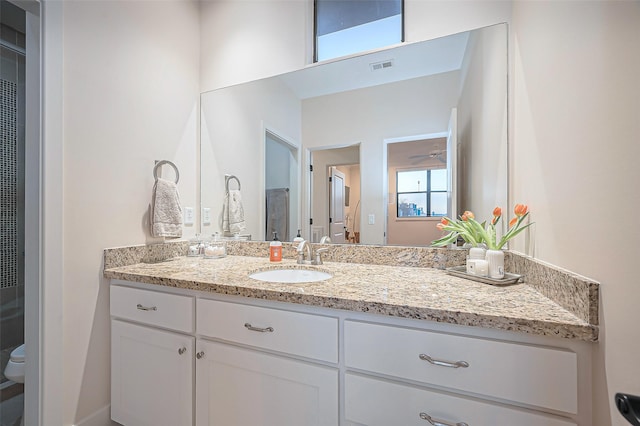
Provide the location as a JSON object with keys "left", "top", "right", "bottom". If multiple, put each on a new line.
{"left": 475, "top": 260, "right": 489, "bottom": 277}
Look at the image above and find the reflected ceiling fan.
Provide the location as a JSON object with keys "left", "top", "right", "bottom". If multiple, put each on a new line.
{"left": 409, "top": 150, "right": 446, "bottom": 164}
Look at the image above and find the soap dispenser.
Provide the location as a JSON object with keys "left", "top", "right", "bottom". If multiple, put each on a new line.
{"left": 293, "top": 229, "right": 304, "bottom": 243}
{"left": 270, "top": 232, "right": 282, "bottom": 262}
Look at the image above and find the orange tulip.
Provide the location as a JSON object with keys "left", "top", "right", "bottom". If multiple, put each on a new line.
{"left": 509, "top": 217, "right": 517, "bottom": 228}
{"left": 440, "top": 218, "right": 449, "bottom": 226}
{"left": 461, "top": 211, "right": 474, "bottom": 221}
{"left": 514, "top": 204, "right": 528, "bottom": 217}
{"left": 436, "top": 223, "right": 444, "bottom": 231}
{"left": 493, "top": 206, "right": 502, "bottom": 217}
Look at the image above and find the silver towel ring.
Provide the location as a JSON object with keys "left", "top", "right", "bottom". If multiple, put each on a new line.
{"left": 225, "top": 174, "right": 241, "bottom": 191}
{"left": 153, "top": 160, "right": 179, "bottom": 184}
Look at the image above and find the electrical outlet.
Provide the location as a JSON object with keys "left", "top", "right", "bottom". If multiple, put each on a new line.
{"left": 184, "top": 207, "right": 194, "bottom": 225}
{"left": 203, "top": 207, "right": 211, "bottom": 225}
{"left": 368, "top": 214, "right": 375, "bottom": 225}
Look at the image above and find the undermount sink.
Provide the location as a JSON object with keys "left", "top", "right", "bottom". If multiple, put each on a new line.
{"left": 249, "top": 268, "right": 332, "bottom": 283}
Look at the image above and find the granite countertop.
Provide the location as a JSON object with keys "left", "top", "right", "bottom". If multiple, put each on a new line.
{"left": 104, "top": 254, "right": 597, "bottom": 342}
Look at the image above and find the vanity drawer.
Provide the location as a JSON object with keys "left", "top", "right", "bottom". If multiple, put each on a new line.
{"left": 110, "top": 285, "right": 194, "bottom": 333}
{"left": 344, "top": 320, "right": 578, "bottom": 414}
{"left": 197, "top": 299, "right": 338, "bottom": 363}
{"left": 345, "top": 373, "right": 576, "bottom": 426}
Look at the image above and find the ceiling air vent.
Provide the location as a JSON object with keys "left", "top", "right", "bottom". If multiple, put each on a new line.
{"left": 370, "top": 59, "right": 394, "bottom": 71}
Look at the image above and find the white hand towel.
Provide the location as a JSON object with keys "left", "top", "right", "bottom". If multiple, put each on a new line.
{"left": 223, "top": 189, "right": 246, "bottom": 235}
{"left": 150, "top": 178, "right": 183, "bottom": 238}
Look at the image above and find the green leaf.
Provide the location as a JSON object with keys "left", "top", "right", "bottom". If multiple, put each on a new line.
{"left": 431, "top": 232, "right": 458, "bottom": 247}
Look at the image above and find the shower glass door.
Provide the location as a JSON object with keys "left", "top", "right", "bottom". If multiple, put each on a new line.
{"left": 0, "top": 1, "right": 26, "bottom": 424}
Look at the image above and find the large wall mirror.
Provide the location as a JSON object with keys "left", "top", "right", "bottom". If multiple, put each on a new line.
{"left": 200, "top": 23, "right": 507, "bottom": 246}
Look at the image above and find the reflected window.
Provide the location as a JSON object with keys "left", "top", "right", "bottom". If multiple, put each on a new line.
{"left": 315, "top": 0, "right": 403, "bottom": 62}
{"left": 396, "top": 169, "right": 446, "bottom": 217}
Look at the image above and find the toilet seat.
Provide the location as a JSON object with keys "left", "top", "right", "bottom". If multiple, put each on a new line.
{"left": 4, "top": 344, "right": 25, "bottom": 383}
{"left": 9, "top": 344, "right": 25, "bottom": 363}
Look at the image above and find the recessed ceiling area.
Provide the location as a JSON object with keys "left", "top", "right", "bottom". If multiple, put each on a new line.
{"left": 280, "top": 30, "right": 470, "bottom": 99}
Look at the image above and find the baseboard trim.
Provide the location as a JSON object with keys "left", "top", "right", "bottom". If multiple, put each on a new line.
{"left": 73, "top": 404, "right": 114, "bottom": 426}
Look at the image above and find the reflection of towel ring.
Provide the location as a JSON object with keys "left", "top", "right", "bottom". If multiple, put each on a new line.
{"left": 225, "top": 174, "right": 241, "bottom": 191}
{"left": 153, "top": 160, "right": 179, "bottom": 184}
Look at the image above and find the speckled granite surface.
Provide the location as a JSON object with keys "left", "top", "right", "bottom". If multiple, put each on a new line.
{"left": 103, "top": 240, "right": 468, "bottom": 269}
{"left": 506, "top": 252, "right": 599, "bottom": 325}
{"left": 104, "top": 242, "right": 598, "bottom": 341}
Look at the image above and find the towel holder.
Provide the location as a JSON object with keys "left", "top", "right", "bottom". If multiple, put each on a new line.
{"left": 154, "top": 160, "right": 179, "bottom": 184}
{"left": 225, "top": 174, "right": 241, "bottom": 191}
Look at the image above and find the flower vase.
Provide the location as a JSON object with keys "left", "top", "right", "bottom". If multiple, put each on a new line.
{"left": 486, "top": 249, "right": 505, "bottom": 279}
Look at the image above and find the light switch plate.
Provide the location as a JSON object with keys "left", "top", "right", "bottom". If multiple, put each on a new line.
{"left": 184, "top": 207, "right": 194, "bottom": 225}
{"left": 368, "top": 214, "right": 375, "bottom": 225}
{"left": 203, "top": 207, "right": 211, "bottom": 225}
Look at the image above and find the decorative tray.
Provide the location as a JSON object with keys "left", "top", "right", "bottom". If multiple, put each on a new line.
{"left": 446, "top": 266, "right": 523, "bottom": 286}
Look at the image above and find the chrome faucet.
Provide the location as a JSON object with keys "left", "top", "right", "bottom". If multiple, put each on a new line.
{"left": 296, "top": 240, "right": 329, "bottom": 265}
{"left": 296, "top": 240, "right": 312, "bottom": 264}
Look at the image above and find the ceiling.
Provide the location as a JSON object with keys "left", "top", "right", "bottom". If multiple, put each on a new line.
{"left": 387, "top": 137, "right": 447, "bottom": 169}
{"left": 279, "top": 30, "right": 470, "bottom": 100}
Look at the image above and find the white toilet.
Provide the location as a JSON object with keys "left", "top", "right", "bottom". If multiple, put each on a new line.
{"left": 4, "top": 344, "right": 25, "bottom": 426}
{"left": 4, "top": 343, "right": 25, "bottom": 383}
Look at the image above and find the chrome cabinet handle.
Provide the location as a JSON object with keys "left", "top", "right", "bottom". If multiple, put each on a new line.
{"left": 196, "top": 351, "right": 205, "bottom": 359}
{"left": 420, "top": 412, "right": 469, "bottom": 426}
{"left": 136, "top": 304, "right": 157, "bottom": 311}
{"left": 244, "top": 323, "right": 274, "bottom": 333}
{"left": 419, "top": 353, "right": 469, "bottom": 368}
{"left": 178, "top": 347, "right": 187, "bottom": 355}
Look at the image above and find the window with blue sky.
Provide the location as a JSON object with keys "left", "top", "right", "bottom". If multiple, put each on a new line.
{"left": 315, "top": 0, "right": 404, "bottom": 62}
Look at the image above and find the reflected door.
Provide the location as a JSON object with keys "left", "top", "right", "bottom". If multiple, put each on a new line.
{"left": 446, "top": 108, "right": 457, "bottom": 220}
{"left": 329, "top": 167, "right": 346, "bottom": 243}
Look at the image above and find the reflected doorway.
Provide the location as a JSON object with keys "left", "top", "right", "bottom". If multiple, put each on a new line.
{"left": 264, "top": 130, "right": 298, "bottom": 242}
{"left": 385, "top": 133, "right": 454, "bottom": 246}
{"left": 309, "top": 145, "right": 360, "bottom": 244}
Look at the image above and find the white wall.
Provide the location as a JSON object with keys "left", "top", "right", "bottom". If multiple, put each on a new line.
{"left": 199, "top": 0, "right": 309, "bottom": 92}
{"left": 510, "top": 3, "right": 640, "bottom": 425}
{"left": 457, "top": 24, "right": 508, "bottom": 219}
{"left": 59, "top": 1, "right": 200, "bottom": 424}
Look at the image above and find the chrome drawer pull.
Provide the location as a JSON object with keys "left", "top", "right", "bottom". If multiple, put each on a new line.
{"left": 178, "top": 347, "right": 187, "bottom": 355}
{"left": 244, "top": 323, "right": 274, "bottom": 333}
{"left": 136, "top": 304, "right": 157, "bottom": 311}
{"left": 419, "top": 354, "right": 469, "bottom": 368}
{"left": 420, "top": 412, "right": 469, "bottom": 426}
{"left": 196, "top": 351, "right": 205, "bottom": 359}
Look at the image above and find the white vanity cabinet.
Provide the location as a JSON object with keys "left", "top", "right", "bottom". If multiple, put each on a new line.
{"left": 110, "top": 286, "right": 195, "bottom": 426}
{"left": 110, "top": 282, "right": 339, "bottom": 426}
{"left": 194, "top": 299, "right": 340, "bottom": 426}
{"left": 110, "top": 280, "right": 589, "bottom": 426}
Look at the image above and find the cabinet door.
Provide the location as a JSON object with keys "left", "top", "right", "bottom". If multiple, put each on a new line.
{"left": 195, "top": 339, "right": 338, "bottom": 426}
{"left": 111, "top": 320, "right": 194, "bottom": 426}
